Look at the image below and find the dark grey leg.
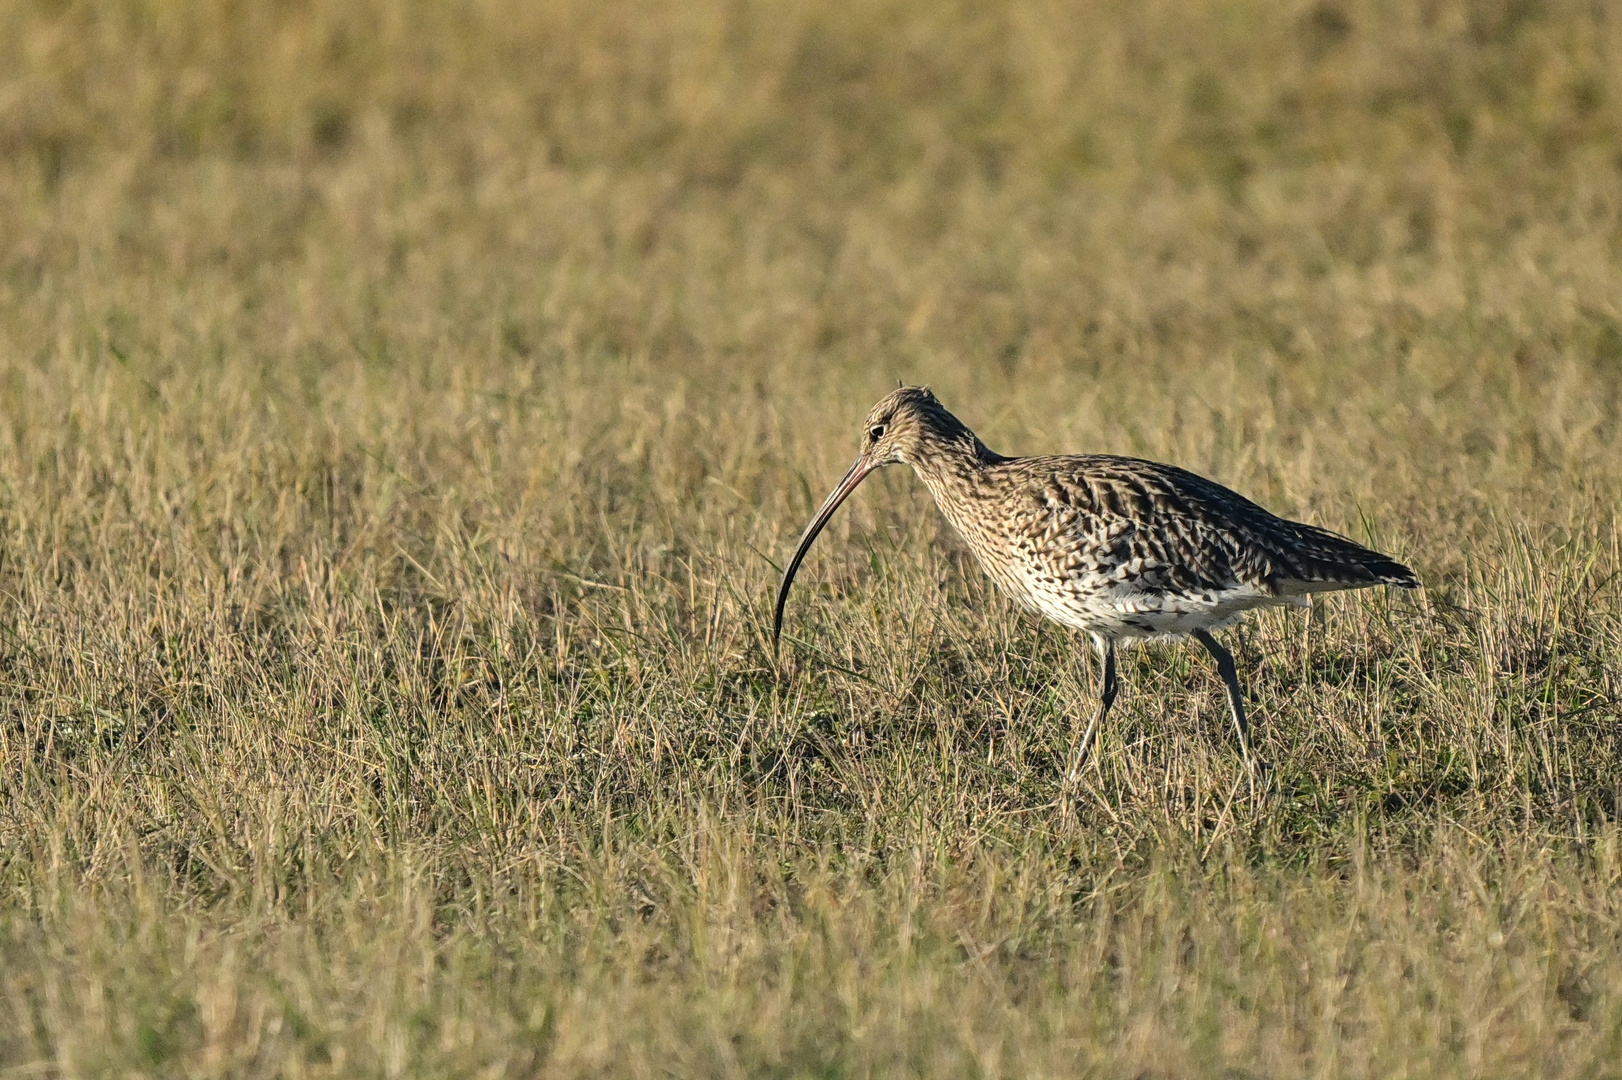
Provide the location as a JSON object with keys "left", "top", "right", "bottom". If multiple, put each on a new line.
{"left": 1067, "top": 639, "right": 1118, "bottom": 779}
{"left": 1191, "top": 629, "right": 1254, "bottom": 766}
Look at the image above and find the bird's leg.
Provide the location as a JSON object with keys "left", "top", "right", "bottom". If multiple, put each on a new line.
{"left": 1191, "top": 629, "right": 1255, "bottom": 769}
{"left": 1066, "top": 639, "right": 1117, "bottom": 781}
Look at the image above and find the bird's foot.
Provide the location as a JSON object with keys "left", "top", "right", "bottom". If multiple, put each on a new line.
{"left": 1242, "top": 756, "right": 1275, "bottom": 795}
{"left": 1063, "top": 749, "right": 1097, "bottom": 787}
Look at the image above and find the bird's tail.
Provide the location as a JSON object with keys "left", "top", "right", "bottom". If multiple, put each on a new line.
{"left": 1272, "top": 522, "right": 1419, "bottom": 594}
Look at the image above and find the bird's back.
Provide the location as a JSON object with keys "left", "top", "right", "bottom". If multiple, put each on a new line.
{"left": 921, "top": 452, "right": 1417, "bottom": 639}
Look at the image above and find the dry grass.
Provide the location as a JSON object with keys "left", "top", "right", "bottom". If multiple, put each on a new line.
{"left": 2, "top": 0, "right": 1621, "bottom": 1075}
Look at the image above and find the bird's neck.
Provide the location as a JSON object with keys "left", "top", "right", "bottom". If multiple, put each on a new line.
{"left": 910, "top": 433, "right": 1006, "bottom": 516}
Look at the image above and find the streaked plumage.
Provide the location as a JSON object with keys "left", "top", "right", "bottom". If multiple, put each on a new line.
{"left": 774, "top": 386, "right": 1418, "bottom": 771}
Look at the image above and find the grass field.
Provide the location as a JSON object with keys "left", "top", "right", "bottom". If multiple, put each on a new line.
{"left": 2, "top": 0, "right": 1621, "bottom": 1075}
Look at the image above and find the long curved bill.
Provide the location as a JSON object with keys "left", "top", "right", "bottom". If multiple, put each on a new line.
{"left": 772, "top": 454, "right": 879, "bottom": 648}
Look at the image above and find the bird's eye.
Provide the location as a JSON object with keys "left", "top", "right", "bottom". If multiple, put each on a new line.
{"left": 868, "top": 424, "right": 887, "bottom": 441}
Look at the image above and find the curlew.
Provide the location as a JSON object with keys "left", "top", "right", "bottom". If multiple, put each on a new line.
{"left": 773, "top": 386, "right": 1417, "bottom": 772}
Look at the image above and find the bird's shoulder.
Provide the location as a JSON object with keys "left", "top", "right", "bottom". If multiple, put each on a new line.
{"left": 987, "top": 454, "right": 1273, "bottom": 529}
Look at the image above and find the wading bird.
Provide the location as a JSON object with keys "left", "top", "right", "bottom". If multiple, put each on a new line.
{"left": 773, "top": 386, "right": 1417, "bottom": 773}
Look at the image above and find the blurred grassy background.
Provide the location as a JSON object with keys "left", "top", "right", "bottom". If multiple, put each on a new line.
{"left": 2, "top": 0, "right": 1621, "bottom": 1075}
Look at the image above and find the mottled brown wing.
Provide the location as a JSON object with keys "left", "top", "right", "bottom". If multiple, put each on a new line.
{"left": 1007, "top": 455, "right": 1416, "bottom": 599}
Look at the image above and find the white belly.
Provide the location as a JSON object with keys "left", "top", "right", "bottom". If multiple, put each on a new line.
{"left": 1017, "top": 576, "right": 1307, "bottom": 640}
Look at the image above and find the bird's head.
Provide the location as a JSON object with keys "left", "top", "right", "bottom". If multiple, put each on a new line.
{"left": 772, "top": 385, "right": 974, "bottom": 647}
{"left": 854, "top": 385, "right": 971, "bottom": 468}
